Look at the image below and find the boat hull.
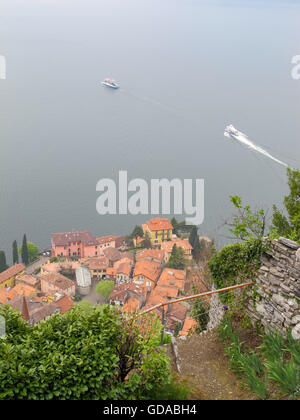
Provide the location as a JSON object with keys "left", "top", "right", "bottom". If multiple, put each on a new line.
{"left": 101, "top": 82, "right": 119, "bottom": 89}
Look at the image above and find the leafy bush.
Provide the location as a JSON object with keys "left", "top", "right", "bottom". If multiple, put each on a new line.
{"left": 0, "top": 305, "right": 172, "bottom": 400}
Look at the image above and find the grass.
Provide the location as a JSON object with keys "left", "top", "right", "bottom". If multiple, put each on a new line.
{"left": 218, "top": 317, "right": 300, "bottom": 400}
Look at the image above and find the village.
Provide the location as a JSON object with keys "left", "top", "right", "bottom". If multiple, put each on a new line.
{"left": 0, "top": 218, "right": 212, "bottom": 337}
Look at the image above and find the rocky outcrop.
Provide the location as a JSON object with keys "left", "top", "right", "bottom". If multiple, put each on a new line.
{"left": 247, "top": 238, "right": 300, "bottom": 340}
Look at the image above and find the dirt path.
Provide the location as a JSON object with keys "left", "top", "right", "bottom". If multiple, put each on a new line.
{"left": 169, "top": 330, "right": 256, "bottom": 400}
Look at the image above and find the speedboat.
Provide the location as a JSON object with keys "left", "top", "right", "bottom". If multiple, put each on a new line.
{"left": 101, "top": 78, "right": 120, "bottom": 89}
{"left": 224, "top": 124, "right": 243, "bottom": 138}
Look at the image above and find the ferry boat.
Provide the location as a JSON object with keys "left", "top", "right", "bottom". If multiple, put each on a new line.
{"left": 101, "top": 78, "right": 120, "bottom": 89}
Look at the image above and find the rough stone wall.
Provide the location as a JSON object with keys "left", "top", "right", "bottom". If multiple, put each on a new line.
{"left": 206, "top": 284, "right": 224, "bottom": 331}
{"left": 247, "top": 238, "right": 300, "bottom": 340}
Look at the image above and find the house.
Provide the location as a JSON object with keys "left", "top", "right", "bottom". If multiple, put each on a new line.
{"left": 115, "top": 261, "right": 132, "bottom": 284}
{"left": 165, "top": 302, "right": 188, "bottom": 333}
{"left": 141, "top": 218, "right": 173, "bottom": 245}
{"left": 83, "top": 257, "right": 107, "bottom": 279}
{"left": 75, "top": 266, "right": 92, "bottom": 295}
{"left": 7, "top": 295, "right": 59, "bottom": 326}
{"left": 133, "top": 260, "right": 161, "bottom": 289}
{"left": 136, "top": 249, "right": 165, "bottom": 265}
{"left": 51, "top": 230, "right": 100, "bottom": 258}
{"left": 96, "top": 235, "right": 127, "bottom": 255}
{"left": 0, "top": 264, "right": 25, "bottom": 288}
{"left": 160, "top": 238, "right": 193, "bottom": 263}
{"left": 16, "top": 273, "right": 40, "bottom": 289}
{"left": 40, "top": 273, "right": 76, "bottom": 297}
{"left": 103, "top": 248, "right": 121, "bottom": 267}
{"left": 110, "top": 284, "right": 128, "bottom": 306}
{"left": 53, "top": 295, "right": 75, "bottom": 314}
{"left": 96, "top": 235, "right": 117, "bottom": 255}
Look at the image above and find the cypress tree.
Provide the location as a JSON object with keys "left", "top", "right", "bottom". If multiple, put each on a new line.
{"left": 0, "top": 251, "right": 8, "bottom": 273}
{"left": 12, "top": 240, "right": 19, "bottom": 264}
{"left": 189, "top": 226, "right": 201, "bottom": 261}
{"left": 21, "top": 234, "right": 29, "bottom": 265}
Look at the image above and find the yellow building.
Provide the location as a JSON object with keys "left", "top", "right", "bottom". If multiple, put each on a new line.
{"left": 0, "top": 264, "right": 25, "bottom": 288}
{"left": 142, "top": 218, "right": 173, "bottom": 245}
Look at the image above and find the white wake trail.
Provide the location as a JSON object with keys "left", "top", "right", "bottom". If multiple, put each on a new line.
{"left": 225, "top": 129, "right": 288, "bottom": 168}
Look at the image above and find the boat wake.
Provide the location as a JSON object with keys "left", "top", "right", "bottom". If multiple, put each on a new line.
{"left": 224, "top": 125, "right": 288, "bottom": 168}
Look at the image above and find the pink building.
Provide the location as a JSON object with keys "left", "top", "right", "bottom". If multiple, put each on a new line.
{"left": 51, "top": 231, "right": 100, "bottom": 258}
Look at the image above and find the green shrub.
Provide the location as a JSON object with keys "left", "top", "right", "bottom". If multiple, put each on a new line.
{"left": 0, "top": 305, "right": 172, "bottom": 400}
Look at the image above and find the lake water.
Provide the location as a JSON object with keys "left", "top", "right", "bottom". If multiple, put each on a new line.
{"left": 0, "top": 0, "right": 300, "bottom": 261}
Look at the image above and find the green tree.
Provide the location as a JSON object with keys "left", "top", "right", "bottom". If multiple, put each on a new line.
{"left": 0, "top": 305, "right": 172, "bottom": 400}
{"left": 226, "top": 196, "right": 266, "bottom": 241}
{"left": 12, "top": 240, "right": 18, "bottom": 265}
{"left": 0, "top": 251, "right": 8, "bottom": 273}
{"left": 19, "top": 240, "right": 39, "bottom": 264}
{"left": 271, "top": 168, "right": 300, "bottom": 242}
{"left": 20, "top": 234, "right": 29, "bottom": 265}
{"left": 167, "top": 244, "right": 186, "bottom": 270}
{"left": 140, "top": 232, "right": 152, "bottom": 249}
{"left": 189, "top": 225, "right": 201, "bottom": 261}
{"left": 96, "top": 280, "right": 115, "bottom": 300}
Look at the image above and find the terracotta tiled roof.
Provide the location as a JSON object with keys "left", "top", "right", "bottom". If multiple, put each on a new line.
{"left": 133, "top": 260, "right": 161, "bottom": 283}
{"left": 103, "top": 247, "right": 121, "bottom": 262}
{"left": 0, "top": 287, "right": 18, "bottom": 304}
{"left": 153, "top": 285, "right": 179, "bottom": 299}
{"left": 16, "top": 274, "right": 39, "bottom": 287}
{"left": 53, "top": 295, "right": 75, "bottom": 314}
{"left": 136, "top": 249, "right": 165, "bottom": 263}
{"left": 145, "top": 218, "right": 173, "bottom": 232}
{"left": 40, "top": 273, "right": 75, "bottom": 291}
{"left": 0, "top": 264, "right": 25, "bottom": 284}
{"left": 122, "top": 297, "right": 140, "bottom": 313}
{"left": 157, "top": 268, "right": 185, "bottom": 290}
{"left": 11, "top": 283, "right": 37, "bottom": 297}
{"left": 85, "top": 257, "right": 107, "bottom": 271}
{"left": 51, "top": 231, "right": 98, "bottom": 246}
{"left": 116, "top": 262, "right": 132, "bottom": 276}
{"left": 160, "top": 238, "right": 193, "bottom": 253}
{"left": 179, "top": 317, "right": 198, "bottom": 336}
{"left": 96, "top": 235, "right": 116, "bottom": 245}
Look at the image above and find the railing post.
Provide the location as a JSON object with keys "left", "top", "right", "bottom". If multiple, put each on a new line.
{"left": 160, "top": 306, "right": 165, "bottom": 346}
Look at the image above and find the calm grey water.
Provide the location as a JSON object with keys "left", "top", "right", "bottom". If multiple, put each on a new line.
{"left": 1, "top": 0, "right": 300, "bottom": 262}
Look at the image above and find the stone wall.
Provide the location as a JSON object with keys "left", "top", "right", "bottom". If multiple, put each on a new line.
{"left": 247, "top": 238, "right": 300, "bottom": 340}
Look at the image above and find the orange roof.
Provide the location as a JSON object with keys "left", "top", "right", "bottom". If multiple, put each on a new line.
{"left": 122, "top": 297, "right": 140, "bottom": 313}
{"left": 157, "top": 268, "right": 185, "bottom": 290}
{"left": 160, "top": 238, "right": 193, "bottom": 253}
{"left": 0, "top": 264, "right": 25, "bottom": 284}
{"left": 133, "top": 260, "right": 161, "bottom": 283}
{"left": 116, "top": 262, "right": 132, "bottom": 276}
{"left": 16, "top": 273, "right": 39, "bottom": 287}
{"left": 145, "top": 218, "right": 173, "bottom": 232}
{"left": 179, "top": 317, "right": 198, "bottom": 336}
{"left": 0, "top": 287, "right": 18, "bottom": 304}
{"left": 11, "top": 283, "right": 37, "bottom": 297}
{"left": 106, "top": 267, "right": 116, "bottom": 277}
{"left": 53, "top": 295, "right": 75, "bottom": 314}
{"left": 153, "top": 285, "right": 179, "bottom": 299}
{"left": 96, "top": 235, "right": 116, "bottom": 245}
{"left": 136, "top": 249, "right": 165, "bottom": 263}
